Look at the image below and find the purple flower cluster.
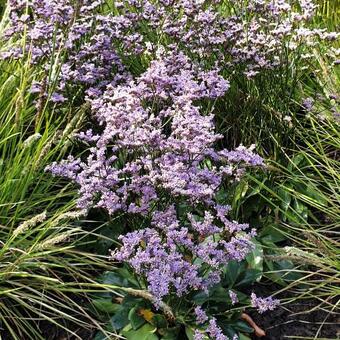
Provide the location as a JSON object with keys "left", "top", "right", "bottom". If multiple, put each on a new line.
{"left": 194, "top": 317, "right": 238, "bottom": 340}
{"left": 251, "top": 293, "right": 280, "bottom": 313}
{"left": 47, "top": 48, "right": 255, "bottom": 215}
{"left": 229, "top": 290, "right": 239, "bottom": 305}
{"left": 3, "top": 0, "right": 337, "bottom": 98}
{"left": 109, "top": 0, "right": 338, "bottom": 78}
{"left": 3, "top": 0, "right": 76, "bottom": 61}
{"left": 206, "top": 318, "right": 228, "bottom": 340}
{"left": 3, "top": 1, "right": 291, "bottom": 336}
{"left": 2, "top": 0, "right": 142, "bottom": 100}
{"left": 112, "top": 204, "right": 256, "bottom": 305}
{"left": 192, "top": 292, "right": 279, "bottom": 338}
{"left": 194, "top": 306, "right": 209, "bottom": 325}
{"left": 36, "top": 20, "right": 266, "bottom": 331}
{"left": 46, "top": 46, "right": 262, "bottom": 312}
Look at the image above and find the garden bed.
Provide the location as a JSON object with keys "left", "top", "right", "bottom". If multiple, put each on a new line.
{"left": 0, "top": 0, "right": 338, "bottom": 339}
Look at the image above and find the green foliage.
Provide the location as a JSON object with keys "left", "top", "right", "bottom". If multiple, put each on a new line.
{"left": 0, "top": 29, "right": 111, "bottom": 340}
{"left": 233, "top": 111, "right": 340, "bottom": 310}
{"left": 0, "top": 0, "right": 339, "bottom": 339}
{"left": 90, "top": 257, "right": 268, "bottom": 340}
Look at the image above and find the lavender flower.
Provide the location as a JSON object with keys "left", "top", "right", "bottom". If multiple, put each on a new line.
{"left": 51, "top": 93, "right": 66, "bottom": 103}
{"left": 207, "top": 319, "right": 228, "bottom": 340}
{"left": 4, "top": 0, "right": 336, "bottom": 108}
{"left": 251, "top": 293, "right": 280, "bottom": 313}
{"left": 219, "top": 145, "right": 264, "bottom": 167}
{"left": 111, "top": 227, "right": 203, "bottom": 306}
{"left": 2, "top": 0, "right": 139, "bottom": 101}
{"left": 194, "top": 306, "right": 209, "bottom": 324}
{"left": 45, "top": 45, "right": 263, "bottom": 313}
{"left": 229, "top": 290, "right": 239, "bottom": 305}
{"left": 302, "top": 97, "right": 315, "bottom": 111}
{"left": 5, "top": 1, "right": 334, "bottom": 339}
{"left": 194, "top": 330, "right": 205, "bottom": 340}
{"left": 112, "top": 206, "right": 256, "bottom": 306}
{"left": 46, "top": 47, "right": 263, "bottom": 216}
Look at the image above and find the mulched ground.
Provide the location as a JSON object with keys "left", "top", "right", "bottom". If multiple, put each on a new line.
{"left": 250, "top": 299, "right": 340, "bottom": 340}
{"left": 40, "top": 300, "right": 339, "bottom": 340}
{"left": 41, "top": 327, "right": 95, "bottom": 340}
{"left": 2, "top": 294, "right": 339, "bottom": 339}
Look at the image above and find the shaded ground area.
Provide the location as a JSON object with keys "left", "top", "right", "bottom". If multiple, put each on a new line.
{"left": 41, "top": 327, "right": 95, "bottom": 340}
{"left": 2, "top": 295, "right": 339, "bottom": 339}
{"left": 250, "top": 299, "right": 340, "bottom": 340}
{"left": 39, "top": 299, "right": 340, "bottom": 340}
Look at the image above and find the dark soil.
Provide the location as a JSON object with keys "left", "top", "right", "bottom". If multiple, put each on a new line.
{"left": 0, "top": 294, "right": 97, "bottom": 340}
{"left": 38, "top": 302, "right": 340, "bottom": 340}
{"left": 40, "top": 325, "right": 95, "bottom": 340}
{"left": 249, "top": 298, "right": 340, "bottom": 340}
{"left": 38, "top": 298, "right": 340, "bottom": 340}
{"left": 2, "top": 283, "right": 339, "bottom": 339}
{"left": 3, "top": 303, "right": 339, "bottom": 340}
{"left": 38, "top": 327, "right": 94, "bottom": 340}
{"left": 1, "top": 320, "right": 96, "bottom": 340}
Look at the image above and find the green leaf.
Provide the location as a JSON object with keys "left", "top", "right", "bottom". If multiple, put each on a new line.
{"left": 278, "top": 187, "right": 291, "bottom": 212}
{"left": 160, "top": 327, "right": 180, "bottom": 340}
{"left": 110, "top": 306, "right": 130, "bottom": 330}
{"left": 292, "top": 199, "right": 308, "bottom": 222}
{"left": 288, "top": 153, "right": 305, "bottom": 171}
{"left": 192, "top": 291, "right": 209, "bottom": 305}
{"left": 246, "top": 242, "right": 263, "bottom": 280}
{"left": 193, "top": 286, "right": 229, "bottom": 304}
{"left": 233, "top": 320, "right": 254, "bottom": 333}
{"left": 177, "top": 202, "right": 192, "bottom": 218}
{"left": 234, "top": 291, "right": 249, "bottom": 304}
{"left": 238, "top": 333, "right": 252, "bottom": 340}
{"left": 123, "top": 294, "right": 145, "bottom": 308}
{"left": 235, "top": 269, "right": 261, "bottom": 287}
{"left": 100, "top": 267, "right": 140, "bottom": 288}
{"left": 185, "top": 327, "right": 199, "bottom": 340}
{"left": 129, "top": 306, "right": 145, "bottom": 330}
{"left": 300, "top": 186, "right": 327, "bottom": 206}
{"left": 152, "top": 314, "right": 168, "bottom": 329}
{"left": 224, "top": 261, "right": 245, "bottom": 287}
{"left": 92, "top": 299, "right": 120, "bottom": 314}
{"left": 233, "top": 180, "right": 249, "bottom": 208}
{"left": 100, "top": 270, "right": 128, "bottom": 286}
{"left": 215, "top": 189, "right": 228, "bottom": 204}
{"left": 121, "top": 323, "right": 158, "bottom": 340}
{"left": 218, "top": 322, "right": 237, "bottom": 338}
{"left": 260, "top": 224, "right": 286, "bottom": 243}
{"left": 245, "top": 180, "right": 265, "bottom": 199}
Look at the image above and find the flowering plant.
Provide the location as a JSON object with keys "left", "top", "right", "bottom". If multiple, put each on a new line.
{"left": 47, "top": 48, "right": 278, "bottom": 339}
{"left": 0, "top": 0, "right": 337, "bottom": 339}
{"left": 8, "top": 0, "right": 336, "bottom": 339}
{"left": 3, "top": 0, "right": 337, "bottom": 105}
{"left": 92, "top": 235, "right": 280, "bottom": 340}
